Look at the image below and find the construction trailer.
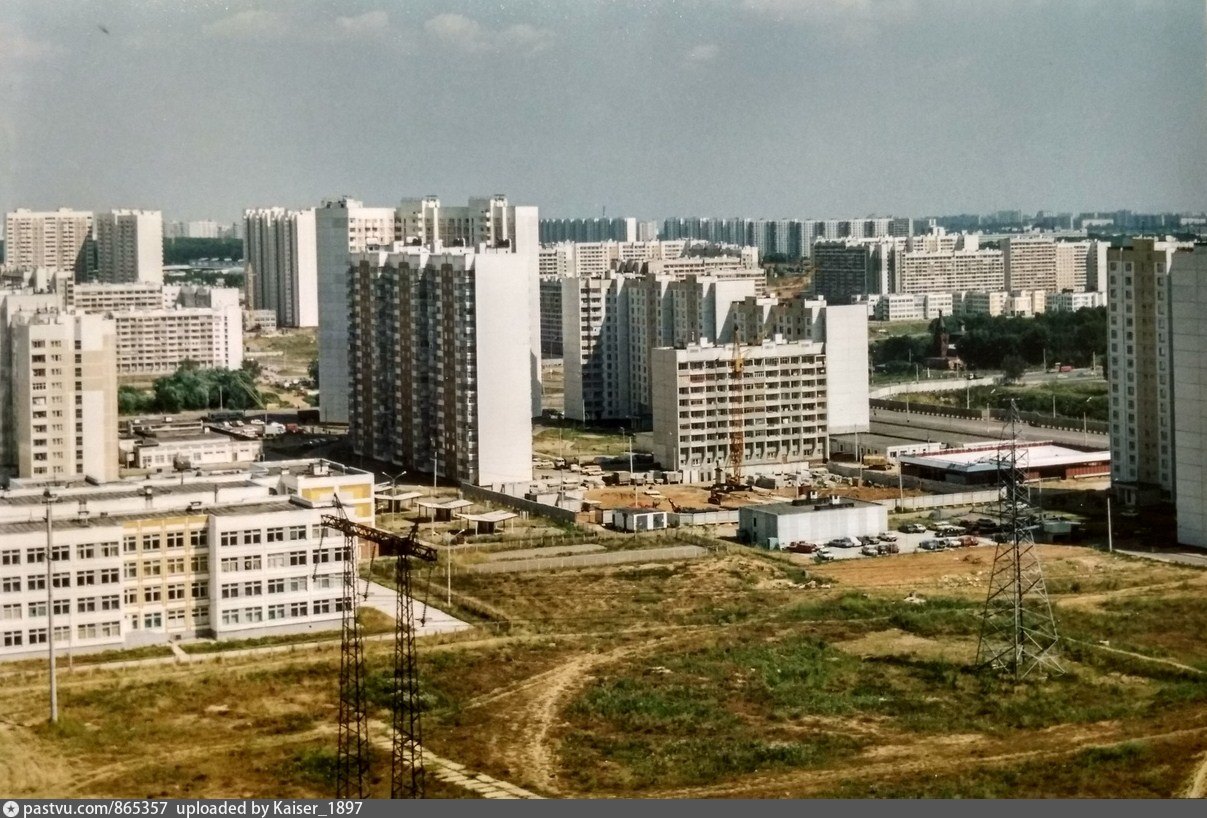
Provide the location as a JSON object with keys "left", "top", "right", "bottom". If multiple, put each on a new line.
{"left": 611, "top": 507, "right": 669, "bottom": 532}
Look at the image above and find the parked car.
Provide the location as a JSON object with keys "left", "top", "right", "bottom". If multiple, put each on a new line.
{"left": 942, "top": 537, "right": 965, "bottom": 549}
{"left": 919, "top": 539, "right": 947, "bottom": 551}
{"left": 900, "top": 523, "right": 927, "bottom": 534}
{"left": 860, "top": 545, "right": 880, "bottom": 557}
{"left": 878, "top": 532, "right": 898, "bottom": 543}
{"left": 858, "top": 535, "right": 878, "bottom": 546}
{"left": 877, "top": 542, "right": 900, "bottom": 555}
{"left": 784, "top": 541, "right": 819, "bottom": 554}
{"left": 827, "top": 536, "right": 860, "bottom": 549}
{"left": 936, "top": 526, "right": 965, "bottom": 537}
{"left": 815, "top": 548, "right": 836, "bottom": 562}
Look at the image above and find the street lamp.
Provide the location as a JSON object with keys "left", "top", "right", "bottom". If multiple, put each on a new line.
{"left": 44, "top": 488, "right": 60, "bottom": 724}
{"left": 389, "top": 470, "right": 407, "bottom": 521}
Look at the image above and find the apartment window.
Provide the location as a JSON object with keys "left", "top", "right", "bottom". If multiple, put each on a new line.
{"left": 242, "top": 581, "right": 262, "bottom": 597}
{"left": 191, "top": 581, "right": 208, "bottom": 599}
{"left": 27, "top": 627, "right": 47, "bottom": 645}
{"left": 77, "top": 597, "right": 97, "bottom": 613}
{"left": 221, "top": 610, "right": 241, "bottom": 626}
{"left": 27, "top": 576, "right": 45, "bottom": 591}
{"left": 166, "top": 558, "right": 184, "bottom": 574}
{"left": 123, "top": 535, "right": 138, "bottom": 553}
{"left": 143, "top": 588, "right": 162, "bottom": 603}
{"left": 0, "top": 578, "right": 20, "bottom": 594}
{"left": 266, "top": 527, "right": 285, "bottom": 543}
{"left": 312, "top": 548, "right": 334, "bottom": 564}
{"left": 190, "top": 556, "right": 207, "bottom": 572}
{"left": 267, "top": 604, "right": 286, "bottom": 621}
{"left": 243, "top": 607, "right": 263, "bottom": 623}
{"left": 3, "top": 631, "right": 23, "bottom": 647}
{"left": 101, "top": 595, "right": 119, "bottom": 611}
{"left": 242, "top": 555, "right": 262, "bottom": 571}
{"left": 142, "top": 561, "right": 161, "bottom": 577}
{"left": 288, "top": 525, "right": 308, "bottom": 541}
{"left": 267, "top": 553, "right": 287, "bottom": 569}
{"left": 100, "top": 542, "right": 119, "bottom": 558}
{"left": 242, "top": 530, "right": 262, "bottom": 545}
{"left": 288, "top": 551, "right": 306, "bottom": 566}
{"left": 313, "top": 599, "right": 332, "bottom": 615}
{"left": 190, "top": 530, "right": 208, "bottom": 548}
{"left": 27, "top": 601, "right": 46, "bottom": 618}
{"left": 51, "top": 545, "right": 69, "bottom": 561}
{"left": 288, "top": 602, "right": 308, "bottom": 618}
{"left": 76, "top": 544, "right": 94, "bottom": 560}
{"left": 166, "top": 532, "right": 184, "bottom": 549}
{"left": 26, "top": 547, "right": 44, "bottom": 564}
{"left": 142, "top": 613, "right": 162, "bottom": 630}
{"left": 220, "top": 557, "right": 239, "bottom": 572}
{"left": 220, "top": 583, "right": 240, "bottom": 599}
{"left": 287, "top": 577, "right": 307, "bottom": 593}
{"left": 143, "top": 535, "right": 161, "bottom": 552}
{"left": 166, "top": 609, "right": 185, "bottom": 626}
{"left": 51, "top": 572, "right": 70, "bottom": 589}
{"left": 267, "top": 578, "right": 285, "bottom": 594}
{"left": 167, "top": 584, "right": 185, "bottom": 601}
{"left": 219, "top": 531, "right": 239, "bottom": 547}
{"left": 1, "top": 604, "right": 20, "bottom": 620}
{"left": 100, "top": 621, "right": 121, "bottom": 637}
{"left": 195, "top": 606, "right": 210, "bottom": 625}
{"left": 100, "top": 568, "right": 118, "bottom": 584}
{"left": 76, "top": 570, "right": 97, "bottom": 586}
{"left": 1, "top": 550, "right": 20, "bottom": 566}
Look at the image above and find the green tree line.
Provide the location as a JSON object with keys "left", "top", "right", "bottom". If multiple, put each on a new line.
{"left": 163, "top": 237, "right": 243, "bottom": 265}
{"left": 119, "top": 362, "right": 263, "bottom": 415}
{"left": 872, "top": 307, "right": 1107, "bottom": 373}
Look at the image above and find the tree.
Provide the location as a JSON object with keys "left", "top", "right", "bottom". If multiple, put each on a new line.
{"left": 240, "top": 358, "right": 263, "bottom": 380}
{"left": 307, "top": 358, "right": 319, "bottom": 387}
{"left": 1001, "top": 354, "right": 1027, "bottom": 383}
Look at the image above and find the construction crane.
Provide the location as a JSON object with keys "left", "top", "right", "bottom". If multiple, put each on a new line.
{"left": 728, "top": 326, "right": 746, "bottom": 488}
{"left": 322, "top": 507, "right": 437, "bottom": 799}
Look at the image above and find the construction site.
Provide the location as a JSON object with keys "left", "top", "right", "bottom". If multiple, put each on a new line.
{"left": 3, "top": 446, "right": 1207, "bottom": 798}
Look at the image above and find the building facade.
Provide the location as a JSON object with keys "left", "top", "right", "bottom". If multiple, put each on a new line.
{"left": 3, "top": 209, "right": 93, "bottom": 275}
{"left": 0, "top": 459, "right": 373, "bottom": 660}
{"left": 95, "top": 210, "right": 164, "bottom": 285}
{"left": 347, "top": 248, "right": 533, "bottom": 486}
{"left": 1107, "top": 239, "right": 1182, "bottom": 505}
{"left": 9, "top": 310, "right": 118, "bottom": 481}
{"left": 243, "top": 208, "right": 319, "bottom": 328}
{"left": 1170, "top": 246, "right": 1207, "bottom": 547}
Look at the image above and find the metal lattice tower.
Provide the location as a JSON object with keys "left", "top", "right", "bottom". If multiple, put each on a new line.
{"left": 392, "top": 553, "right": 425, "bottom": 798}
{"left": 336, "top": 529, "right": 370, "bottom": 798}
{"left": 325, "top": 515, "right": 437, "bottom": 799}
{"left": 976, "top": 401, "right": 1064, "bottom": 679}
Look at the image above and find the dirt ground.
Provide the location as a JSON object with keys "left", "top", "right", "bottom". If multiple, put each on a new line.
{"left": 4, "top": 543, "right": 1206, "bottom": 799}
{"left": 585, "top": 482, "right": 920, "bottom": 510}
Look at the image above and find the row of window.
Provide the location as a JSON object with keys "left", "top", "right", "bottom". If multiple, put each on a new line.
{"left": 218, "top": 525, "right": 310, "bottom": 547}
{"left": 2, "top": 621, "right": 121, "bottom": 647}
{"left": 220, "top": 574, "right": 336, "bottom": 598}
{"left": 217, "top": 548, "right": 345, "bottom": 572}
{"left": 1, "top": 568, "right": 121, "bottom": 593}
{"left": 219, "top": 597, "right": 347, "bottom": 625}
{"left": 1, "top": 594, "right": 122, "bottom": 619}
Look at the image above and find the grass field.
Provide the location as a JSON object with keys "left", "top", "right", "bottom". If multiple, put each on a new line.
{"left": 3, "top": 543, "right": 1206, "bottom": 799}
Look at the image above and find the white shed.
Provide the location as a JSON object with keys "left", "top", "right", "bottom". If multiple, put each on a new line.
{"left": 611, "top": 507, "right": 669, "bottom": 533}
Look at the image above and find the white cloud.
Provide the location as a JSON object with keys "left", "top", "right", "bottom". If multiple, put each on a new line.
{"left": 423, "top": 13, "right": 554, "bottom": 56}
{"left": 203, "top": 9, "right": 290, "bottom": 42}
{"left": 685, "top": 43, "right": 720, "bottom": 65}
{"left": 336, "top": 10, "right": 390, "bottom": 38}
{"left": 0, "top": 23, "right": 62, "bottom": 63}
{"left": 204, "top": 9, "right": 393, "bottom": 44}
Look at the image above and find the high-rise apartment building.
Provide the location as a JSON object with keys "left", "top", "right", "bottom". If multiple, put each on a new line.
{"left": 317, "top": 195, "right": 540, "bottom": 424}
{"left": 8, "top": 310, "right": 118, "bottom": 482}
{"left": 95, "top": 210, "right": 164, "bottom": 284}
{"left": 1107, "top": 239, "right": 1183, "bottom": 506}
{"left": 347, "top": 247, "right": 534, "bottom": 487}
{"left": 1170, "top": 246, "right": 1207, "bottom": 548}
{"left": 894, "top": 248, "right": 1005, "bottom": 294}
{"left": 812, "top": 241, "right": 894, "bottom": 303}
{"left": 3, "top": 208, "right": 93, "bottom": 275}
{"left": 539, "top": 217, "right": 637, "bottom": 243}
{"left": 243, "top": 208, "right": 318, "bottom": 328}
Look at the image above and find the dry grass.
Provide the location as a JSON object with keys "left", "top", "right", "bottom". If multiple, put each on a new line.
{"left": 3, "top": 544, "right": 1206, "bottom": 799}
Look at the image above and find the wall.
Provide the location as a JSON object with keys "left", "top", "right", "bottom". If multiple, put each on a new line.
{"left": 459, "top": 482, "right": 587, "bottom": 525}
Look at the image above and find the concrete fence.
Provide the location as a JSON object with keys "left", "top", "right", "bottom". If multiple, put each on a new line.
{"left": 889, "top": 489, "right": 1003, "bottom": 512}
{"left": 871, "top": 398, "right": 1108, "bottom": 438}
{"left": 464, "top": 544, "right": 709, "bottom": 574}
{"left": 459, "top": 482, "right": 589, "bottom": 525}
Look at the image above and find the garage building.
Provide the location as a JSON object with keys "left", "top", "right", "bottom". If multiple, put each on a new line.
{"left": 739, "top": 495, "right": 888, "bottom": 549}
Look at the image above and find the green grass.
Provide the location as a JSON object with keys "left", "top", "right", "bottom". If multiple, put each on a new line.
{"left": 820, "top": 739, "right": 1191, "bottom": 798}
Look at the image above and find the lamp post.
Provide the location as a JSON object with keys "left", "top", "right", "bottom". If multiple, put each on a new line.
{"left": 628, "top": 430, "right": 637, "bottom": 507}
{"left": 44, "top": 488, "right": 60, "bottom": 724}
{"left": 389, "top": 470, "right": 406, "bottom": 522}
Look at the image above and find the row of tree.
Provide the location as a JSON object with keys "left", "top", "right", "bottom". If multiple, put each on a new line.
{"left": 118, "top": 362, "right": 264, "bottom": 415}
{"left": 871, "top": 307, "right": 1107, "bottom": 374}
{"left": 163, "top": 237, "right": 243, "bottom": 265}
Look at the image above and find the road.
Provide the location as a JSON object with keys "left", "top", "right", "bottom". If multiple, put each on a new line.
{"left": 870, "top": 407, "right": 1108, "bottom": 450}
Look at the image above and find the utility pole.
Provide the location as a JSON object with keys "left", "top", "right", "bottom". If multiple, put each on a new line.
{"left": 629, "top": 431, "right": 637, "bottom": 507}
{"left": 44, "top": 489, "right": 59, "bottom": 724}
{"left": 1106, "top": 495, "right": 1114, "bottom": 554}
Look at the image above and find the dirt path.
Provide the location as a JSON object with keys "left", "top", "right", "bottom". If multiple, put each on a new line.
{"left": 1064, "top": 636, "right": 1206, "bottom": 676}
{"left": 1185, "top": 750, "right": 1207, "bottom": 799}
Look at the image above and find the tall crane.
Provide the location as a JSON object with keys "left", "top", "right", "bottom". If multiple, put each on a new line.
{"left": 322, "top": 510, "right": 437, "bottom": 799}
{"left": 728, "top": 326, "right": 746, "bottom": 488}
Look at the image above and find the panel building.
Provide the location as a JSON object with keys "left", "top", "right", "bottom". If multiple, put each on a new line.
{"left": 95, "top": 210, "right": 163, "bottom": 284}
{"left": 1107, "top": 239, "right": 1183, "bottom": 507}
{"left": 347, "top": 247, "right": 534, "bottom": 487}
{"left": 7, "top": 309, "right": 118, "bottom": 482}
{"left": 0, "top": 459, "right": 374, "bottom": 660}
{"left": 1170, "top": 246, "right": 1207, "bottom": 547}
{"left": 243, "top": 208, "right": 319, "bottom": 328}
{"left": 317, "top": 195, "right": 540, "bottom": 423}
{"left": 3, "top": 208, "right": 93, "bottom": 276}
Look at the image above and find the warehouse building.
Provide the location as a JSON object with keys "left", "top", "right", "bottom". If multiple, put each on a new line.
{"left": 898, "top": 442, "right": 1110, "bottom": 486}
{"left": 738, "top": 496, "right": 887, "bottom": 549}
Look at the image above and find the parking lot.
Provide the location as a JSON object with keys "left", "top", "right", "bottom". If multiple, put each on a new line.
{"left": 788, "top": 521, "right": 1000, "bottom": 564}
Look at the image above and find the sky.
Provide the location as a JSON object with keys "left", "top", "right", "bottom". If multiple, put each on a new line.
{"left": 1, "top": 0, "right": 1205, "bottom": 223}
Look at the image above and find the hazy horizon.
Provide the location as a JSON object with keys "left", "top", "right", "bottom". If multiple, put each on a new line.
{"left": 2, "top": 0, "right": 1205, "bottom": 223}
